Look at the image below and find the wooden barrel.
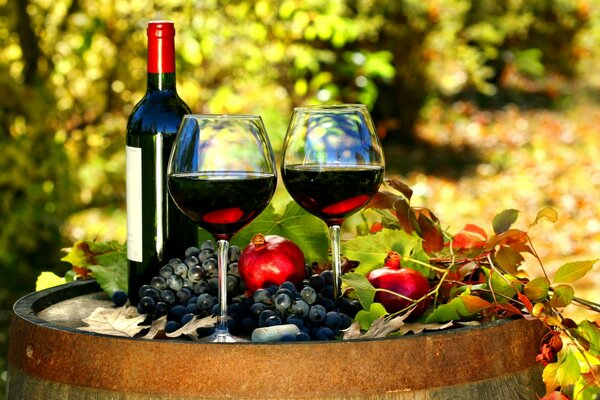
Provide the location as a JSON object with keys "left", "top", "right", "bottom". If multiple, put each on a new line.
{"left": 7, "top": 280, "right": 547, "bottom": 400}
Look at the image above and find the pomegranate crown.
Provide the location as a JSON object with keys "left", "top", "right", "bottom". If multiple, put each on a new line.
{"left": 250, "top": 233, "right": 267, "bottom": 249}
{"left": 384, "top": 251, "right": 401, "bottom": 268}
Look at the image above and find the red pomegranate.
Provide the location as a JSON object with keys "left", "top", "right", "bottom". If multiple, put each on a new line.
{"left": 238, "top": 233, "right": 306, "bottom": 294}
{"left": 367, "top": 251, "right": 430, "bottom": 317}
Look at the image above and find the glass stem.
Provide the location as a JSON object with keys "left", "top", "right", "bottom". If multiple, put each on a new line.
{"left": 329, "top": 225, "right": 342, "bottom": 299}
{"left": 216, "top": 239, "right": 230, "bottom": 336}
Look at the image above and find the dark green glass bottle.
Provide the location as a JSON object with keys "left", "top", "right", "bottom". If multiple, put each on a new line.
{"left": 126, "top": 21, "right": 197, "bottom": 304}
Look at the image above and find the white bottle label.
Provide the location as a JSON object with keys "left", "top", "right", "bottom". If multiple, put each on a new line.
{"left": 126, "top": 145, "right": 143, "bottom": 262}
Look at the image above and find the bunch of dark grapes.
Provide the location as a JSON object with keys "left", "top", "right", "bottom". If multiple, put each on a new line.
{"left": 113, "top": 241, "right": 244, "bottom": 334}
{"left": 226, "top": 270, "right": 361, "bottom": 342}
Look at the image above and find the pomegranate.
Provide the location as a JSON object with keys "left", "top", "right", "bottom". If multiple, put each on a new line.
{"left": 367, "top": 251, "right": 430, "bottom": 317}
{"left": 238, "top": 233, "right": 306, "bottom": 294}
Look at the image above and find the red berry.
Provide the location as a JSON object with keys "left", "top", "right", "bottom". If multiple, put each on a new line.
{"left": 238, "top": 233, "right": 306, "bottom": 294}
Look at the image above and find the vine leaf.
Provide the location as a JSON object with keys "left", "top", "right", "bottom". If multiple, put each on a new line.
{"left": 61, "top": 240, "right": 127, "bottom": 295}
{"left": 232, "top": 199, "right": 329, "bottom": 263}
{"left": 542, "top": 346, "right": 581, "bottom": 393}
{"left": 354, "top": 303, "right": 387, "bottom": 331}
{"left": 524, "top": 277, "right": 550, "bottom": 302}
{"left": 553, "top": 260, "right": 597, "bottom": 284}
{"left": 492, "top": 209, "right": 520, "bottom": 234}
{"left": 165, "top": 315, "right": 217, "bottom": 339}
{"left": 79, "top": 305, "right": 147, "bottom": 337}
{"left": 341, "top": 273, "right": 376, "bottom": 310}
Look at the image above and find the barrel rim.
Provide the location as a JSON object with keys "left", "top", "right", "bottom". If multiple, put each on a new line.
{"left": 13, "top": 279, "right": 534, "bottom": 345}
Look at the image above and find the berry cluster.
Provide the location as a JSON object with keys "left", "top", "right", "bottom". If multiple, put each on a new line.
{"left": 114, "top": 243, "right": 360, "bottom": 341}
{"left": 113, "top": 241, "right": 243, "bottom": 333}
{"left": 226, "top": 270, "right": 360, "bottom": 341}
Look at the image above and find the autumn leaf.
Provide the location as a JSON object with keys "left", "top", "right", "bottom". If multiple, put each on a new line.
{"left": 553, "top": 260, "right": 597, "bottom": 284}
{"left": 142, "top": 316, "right": 167, "bottom": 339}
{"left": 165, "top": 315, "right": 217, "bottom": 339}
{"left": 79, "top": 305, "right": 148, "bottom": 337}
{"left": 35, "top": 271, "right": 66, "bottom": 291}
{"left": 524, "top": 277, "right": 550, "bottom": 301}
{"left": 542, "top": 346, "right": 581, "bottom": 393}
{"left": 451, "top": 224, "right": 488, "bottom": 250}
{"left": 532, "top": 207, "right": 559, "bottom": 226}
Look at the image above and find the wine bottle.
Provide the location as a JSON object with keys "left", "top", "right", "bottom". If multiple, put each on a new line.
{"left": 126, "top": 20, "right": 197, "bottom": 304}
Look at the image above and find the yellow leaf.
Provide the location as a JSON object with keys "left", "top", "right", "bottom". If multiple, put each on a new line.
{"left": 35, "top": 271, "right": 66, "bottom": 291}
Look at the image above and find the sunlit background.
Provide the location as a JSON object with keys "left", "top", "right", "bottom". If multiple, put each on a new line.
{"left": 1, "top": 0, "right": 600, "bottom": 395}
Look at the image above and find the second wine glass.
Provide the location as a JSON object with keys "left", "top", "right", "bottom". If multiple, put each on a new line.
{"left": 167, "top": 114, "right": 277, "bottom": 342}
{"left": 281, "top": 104, "right": 385, "bottom": 299}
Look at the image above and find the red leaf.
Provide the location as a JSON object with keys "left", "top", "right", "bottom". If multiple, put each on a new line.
{"left": 415, "top": 209, "right": 444, "bottom": 253}
{"left": 484, "top": 229, "right": 530, "bottom": 252}
{"left": 517, "top": 291, "right": 534, "bottom": 313}
{"left": 385, "top": 177, "right": 413, "bottom": 200}
{"left": 368, "top": 190, "right": 402, "bottom": 210}
{"left": 451, "top": 224, "right": 488, "bottom": 250}
{"left": 394, "top": 199, "right": 417, "bottom": 234}
{"left": 539, "top": 391, "right": 571, "bottom": 400}
{"left": 369, "top": 222, "right": 384, "bottom": 234}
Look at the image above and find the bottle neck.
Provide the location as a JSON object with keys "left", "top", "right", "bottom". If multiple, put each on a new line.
{"left": 147, "top": 72, "right": 177, "bottom": 92}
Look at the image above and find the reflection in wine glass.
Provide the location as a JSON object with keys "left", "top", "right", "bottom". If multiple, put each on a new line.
{"left": 168, "top": 114, "right": 277, "bottom": 342}
{"left": 281, "top": 104, "right": 385, "bottom": 298}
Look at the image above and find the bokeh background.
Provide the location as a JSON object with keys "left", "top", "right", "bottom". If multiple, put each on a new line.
{"left": 1, "top": 0, "right": 600, "bottom": 396}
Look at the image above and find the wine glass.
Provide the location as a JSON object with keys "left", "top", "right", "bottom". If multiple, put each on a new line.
{"left": 167, "top": 114, "right": 277, "bottom": 342}
{"left": 281, "top": 104, "right": 385, "bottom": 299}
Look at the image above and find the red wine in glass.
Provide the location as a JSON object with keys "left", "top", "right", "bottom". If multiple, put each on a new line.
{"left": 168, "top": 172, "right": 276, "bottom": 240}
{"left": 282, "top": 165, "right": 384, "bottom": 226}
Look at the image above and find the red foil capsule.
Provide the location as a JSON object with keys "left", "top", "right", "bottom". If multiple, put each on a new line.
{"left": 147, "top": 20, "right": 176, "bottom": 74}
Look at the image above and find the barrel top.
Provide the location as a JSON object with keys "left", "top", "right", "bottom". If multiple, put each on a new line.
{"left": 8, "top": 280, "right": 548, "bottom": 398}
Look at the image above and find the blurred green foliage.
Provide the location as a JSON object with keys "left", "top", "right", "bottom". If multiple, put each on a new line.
{"left": 1, "top": 0, "right": 599, "bottom": 396}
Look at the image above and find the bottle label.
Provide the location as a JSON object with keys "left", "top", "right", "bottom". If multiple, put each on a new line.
{"left": 126, "top": 145, "right": 143, "bottom": 262}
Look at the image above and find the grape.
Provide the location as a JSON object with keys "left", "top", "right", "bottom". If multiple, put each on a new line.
{"left": 138, "top": 284, "right": 152, "bottom": 298}
{"left": 181, "top": 313, "right": 195, "bottom": 325}
{"left": 160, "top": 289, "right": 176, "bottom": 304}
{"left": 227, "top": 302, "right": 246, "bottom": 319}
{"left": 168, "top": 258, "right": 182, "bottom": 268}
{"left": 321, "top": 270, "right": 334, "bottom": 286}
{"left": 167, "top": 274, "right": 183, "bottom": 291}
{"left": 339, "top": 313, "right": 352, "bottom": 330}
{"left": 286, "top": 315, "right": 304, "bottom": 328}
{"left": 159, "top": 265, "right": 174, "bottom": 279}
{"left": 227, "top": 275, "right": 239, "bottom": 292}
{"left": 138, "top": 296, "right": 155, "bottom": 314}
{"left": 197, "top": 293, "right": 215, "bottom": 311}
{"left": 265, "top": 315, "right": 282, "bottom": 327}
{"left": 228, "top": 262, "right": 239, "bottom": 277}
{"left": 192, "top": 280, "right": 210, "bottom": 295}
{"left": 308, "top": 274, "right": 326, "bottom": 291}
{"left": 168, "top": 305, "right": 187, "bottom": 321}
{"left": 279, "top": 281, "right": 298, "bottom": 294}
{"left": 295, "top": 332, "right": 311, "bottom": 341}
{"left": 258, "top": 309, "right": 277, "bottom": 327}
{"left": 174, "top": 262, "right": 189, "bottom": 277}
{"left": 300, "top": 286, "right": 317, "bottom": 304}
{"left": 274, "top": 292, "right": 292, "bottom": 311}
{"left": 141, "top": 287, "right": 160, "bottom": 302}
{"left": 111, "top": 290, "right": 128, "bottom": 307}
{"left": 250, "top": 302, "right": 269, "bottom": 316}
{"left": 315, "top": 327, "right": 335, "bottom": 341}
{"left": 279, "top": 333, "right": 297, "bottom": 342}
{"left": 176, "top": 288, "right": 192, "bottom": 303}
{"left": 184, "top": 246, "right": 200, "bottom": 258}
{"left": 150, "top": 276, "right": 167, "bottom": 291}
{"left": 200, "top": 240, "right": 215, "bottom": 252}
{"left": 308, "top": 304, "right": 327, "bottom": 323}
{"left": 322, "top": 285, "right": 335, "bottom": 299}
{"left": 324, "top": 311, "right": 342, "bottom": 330}
{"left": 202, "top": 258, "right": 217, "bottom": 277}
{"left": 240, "top": 316, "right": 257, "bottom": 334}
{"left": 208, "top": 277, "right": 219, "bottom": 293}
{"left": 165, "top": 320, "right": 180, "bottom": 333}
{"left": 198, "top": 249, "right": 214, "bottom": 262}
{"left": 253, "top": 288, "right": 272, "bottom": 305}
{"left": 184, "top": 255, "right": 199, "bottom": 268}
{"left": 321, "top": 298, "right": 336, "bottom": 312}
{"left": 188, "top": 265, "right": 204, "bottom": 282}
{"left": 154, "top": 301, "right": 169, "bottom": 318}
{"left": 290, "top": 300, "right": 309, "bottom": 317}
{"left": 182, "top": 278, "right": 194, "bottom": 289}
{"left": 228, "top": 245, "right": 241, "bottom": 262}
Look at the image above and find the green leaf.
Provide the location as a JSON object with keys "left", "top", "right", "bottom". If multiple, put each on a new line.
{"left": 341, "top": 273, "right": 376, "bottom": 310}
{"left": 524, "top": 277, "right": 550, "bottom": 301}
{"left": 556, "top": 346, "right": 581, "bottom": 387}
{"left": 354, "top": 302, "right": 387, "bottom": 331}
{"left": 61, "top": 240, "right": 127, "bottom": 295}
{"left": 553, "top": 260, "right": 597, "bottom": 283}
{"left": 577, "top": 320, "right": 600, "bottom": 357}
{"left": 341, "top": 228, "right": 421, "bottom": 276}
{"left": 485, "top": 269, "right": 519, "bottom": 302}
{"left": 492, "top": 209, "right": 519, "bottom": 234}
{"left": 232, "top": 199, "right": 329, "bottom": 263}
{"left": 425, "top": 294, "right": 492, "bottom": 323}
{"left": 548, "top": 284, "right": 574, "bottom": 308}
